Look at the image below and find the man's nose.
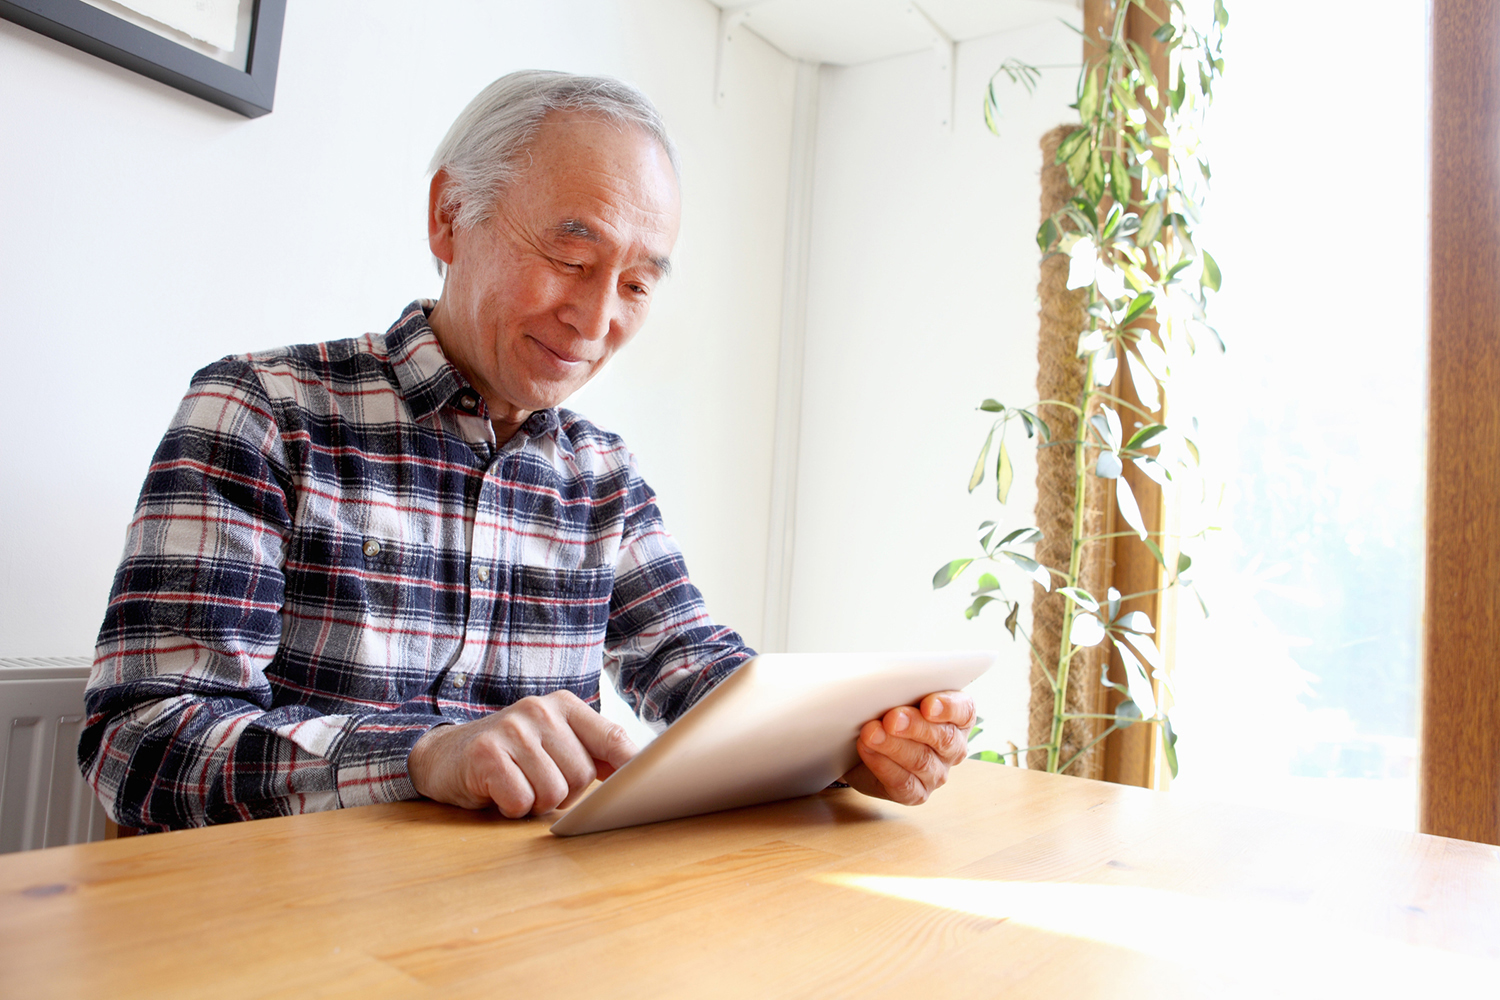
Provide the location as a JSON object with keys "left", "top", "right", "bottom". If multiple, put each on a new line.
{"left": 562, "top": 275, "right": 618, "bottom": 342}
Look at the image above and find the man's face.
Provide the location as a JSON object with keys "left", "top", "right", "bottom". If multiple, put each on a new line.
{"left": 427, "top": 112, "right": 681, "bottom": 431}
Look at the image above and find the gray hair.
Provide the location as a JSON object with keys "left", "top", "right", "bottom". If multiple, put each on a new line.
{"left": 428, "top": 70, "right": 680, "bottom": 241}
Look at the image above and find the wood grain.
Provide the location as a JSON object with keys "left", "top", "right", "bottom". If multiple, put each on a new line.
{"left": 1424, "top": 0, "right": 1500, "bottom": 845}
{"left": 1, "top": 765, "right": 1496, "bottom": 998}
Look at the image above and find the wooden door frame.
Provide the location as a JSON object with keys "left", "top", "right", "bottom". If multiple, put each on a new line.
{"left": 1423, "top": 0, "right": 1500, "bottom": 846}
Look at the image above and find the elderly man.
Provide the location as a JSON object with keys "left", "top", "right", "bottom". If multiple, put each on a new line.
{"left": 81, "top": 71, "right": 975, "bottom": 832}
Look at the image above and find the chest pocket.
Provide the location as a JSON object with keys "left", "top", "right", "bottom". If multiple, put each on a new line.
{"left": 506, "top": 564, "right": 614, "bottom": 684}
{"left": 357, "top": 537, "right": 434, "bottom": 623}
{"left": 276, "top": 530, "right": 438, "bottom": 706}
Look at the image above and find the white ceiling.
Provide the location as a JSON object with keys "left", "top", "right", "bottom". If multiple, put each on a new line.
{"left": 705, "top": 0, "right": 1081, "bottom": 66}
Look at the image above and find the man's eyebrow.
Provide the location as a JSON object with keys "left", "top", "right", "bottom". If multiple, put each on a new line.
{"left": 551, "top": 218, "right": 671, "bottom": 277}
{"left": 552, "top": 218, "right": 600, "bottom": 243}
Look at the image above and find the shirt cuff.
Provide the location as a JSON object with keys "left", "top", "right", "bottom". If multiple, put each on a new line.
{"left": 330, "top": 714, "right": 456, "bottom": 809}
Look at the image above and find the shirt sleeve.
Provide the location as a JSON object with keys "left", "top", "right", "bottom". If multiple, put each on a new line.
{"left": 603, "top": 463, "right": 755, "bottom": 726}
{"left": 79, "top": 360, "right": 447, "bottom": 832}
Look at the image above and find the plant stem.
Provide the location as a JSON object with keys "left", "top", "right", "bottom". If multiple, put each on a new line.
{"left": 1058, "top": 723, "right": 1120, "bottom": 775}
{"left": 1048, "top": 348, "right": 1098, "bottom": 773}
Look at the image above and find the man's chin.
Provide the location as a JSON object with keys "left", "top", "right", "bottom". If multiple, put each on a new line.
{"left": 514, "top": 380, "right": 587, "bottom": 413}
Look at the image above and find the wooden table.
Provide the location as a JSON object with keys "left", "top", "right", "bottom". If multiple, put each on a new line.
{"left": 2, "top": 764, "right": 1497, "bottom": 998}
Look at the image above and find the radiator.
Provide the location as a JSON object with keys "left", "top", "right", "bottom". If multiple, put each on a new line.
{"left": 0, "top": 656, "right": 107, "bottom": 854}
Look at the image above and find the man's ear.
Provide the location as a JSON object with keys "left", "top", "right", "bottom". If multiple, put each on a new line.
{"left": 428, "top": 169, "right": 458, "bottom": 266}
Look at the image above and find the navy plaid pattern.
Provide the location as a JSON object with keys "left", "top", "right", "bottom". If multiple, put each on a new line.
{"left": 81, "top": 301, "right": 751, "bottom": 832}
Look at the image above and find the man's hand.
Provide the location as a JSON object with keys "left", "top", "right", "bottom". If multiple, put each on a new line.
{"left": 408, "top": 691, "right": 638, "bottom": 818}
{"left": 841, "top": 690, "right": 977, "bottom": 806}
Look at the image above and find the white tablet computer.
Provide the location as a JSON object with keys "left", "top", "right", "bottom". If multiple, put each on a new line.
{"left": 550, "top": 650, "right": 994, "bottom": 836}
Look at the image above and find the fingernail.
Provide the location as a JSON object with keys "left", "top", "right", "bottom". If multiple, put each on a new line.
{"left": 927, "top": 697, "right": 944, "bottom": 718}
{"left": 867, "top": 726, "right": 886, "bottom": 746}
{"left": 891, "top": 712, "right": 909, "bottom": 733}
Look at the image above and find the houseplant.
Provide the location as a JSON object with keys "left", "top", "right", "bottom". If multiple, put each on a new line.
{"left": 936, "top": 0, "right": 1228, "bottom": 778}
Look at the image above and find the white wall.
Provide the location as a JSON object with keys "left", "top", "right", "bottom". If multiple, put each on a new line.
{"left": 787, "top": 19, "right": 1081, "bottom": 752}
{"left": 0, "top": 0, "right": 795, "bottom": 685}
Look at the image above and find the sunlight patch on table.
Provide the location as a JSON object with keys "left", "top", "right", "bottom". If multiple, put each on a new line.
{"left": 814, "top": 873, "right": 1497, "bottom": 994}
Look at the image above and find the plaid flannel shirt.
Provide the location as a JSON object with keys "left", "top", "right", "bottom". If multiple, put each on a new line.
{"left": 81, "top": 301, "right": 751, "bottom": 832}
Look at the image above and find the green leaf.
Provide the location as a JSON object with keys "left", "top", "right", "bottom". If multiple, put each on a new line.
{"left": 1114, "top": 699, "right": 1142, "bottom": 729}
{"left": 1057, "top": 586, "right": 1099, "bottom": 613}
{"left": 964, "top": 595, "right": 997, "bottom": 620}
{"left": 1120, "top": 630, "right": 1164, "bottom": 671}
{"left": 967, "top": 724, "right": 984, "bottom": 741}
{"left": 1056, "top": 126, "right": 1091, "bottom": 165}
{"left": 1136, "top": 201, "right": 1164, "bottom": 247}
{"left": 979, "top": 398, "right": 1004, "bottom": 412}
{"left": 975, "top": 572, "right": 1001, "bottom": 594}
{"left": 1126, "top": 348, "right": 1158, "bottom": 417}
{"left": 1090, "top": 411, "right": 1120, "bottom": 453}
{"left": 1170, "top": 73, "right": 1186, "bottom": 113}
{"left": 1000, "top": 550, "right": 1041, "bottom": 574}
{"left": 1200, "top": 250, "right": 1222, "bottom": 292}
{"left": 1134, "top": 456, "right": 1172, "bottom": 487}
{"left": 1214, "top": 0, "right": 1229, "bottom": 28}
{"left": 1102, "top": 405, "right": 1122, "bottom": 449}
{"left": 1152, "top": 22, "right": 1175, "bottom": 42}
{"left": 969, "top": 425, "right": 995, "bottom": 492}
{"left": 1126, "top": 424, "right": 1168, "bottom": 451}
{"left": 997, "top": 439, "right": 1014, "bottom": 503}
{"left": 1183, "top": 436, "right": 1201, "bottom": 466}
{"left": 1115, "top": 475, "right": 1148, "bottom": 540}
{"left": 998, "top": 526, "right": 1043, "bottom": 547}
{"left": 1069, "top": 196, "right": 1099, "bottom": 232}
{"left": 1110, "top": 150, "right": 1130, "bottom": 205}
{"left": 1119, "top": 290, "right": 1155, "bottom": 326}
{"left": 1069, "top": 612, "right": 1106, "bottom": 647}
{"left": 983, "top": 91, "right": 1000, "bottom": 136}
{"left": 1066, "top": 137, "right": 1092, "bottom": 185}
{"left": 1004, "top": 601, "right": 1020, "bottom": 637}
{"left": 1036, "top": 216, "right": 1059, "bottom": 253}
{"left": 970, "top": 750, "right": 1004, "bottom": 763}
{"left": 1143, "top": 538, "right": 1167, "bottom": 569}
{"left": 1100, "top": 204, "right": 1122, "bottom": 241}
{"left": 1115, "top": 642, "right": 1157, "bottom": 717}
{"left": 933, "top": 558, "right": 972, "bottom": 589}
{"left": 1002, "top": 550, "right": 1052, "bottom": 591}
{"left": 1161, "top": 714, "right": 1179, "bottom": 778}
{"left": 1095, "top": 452, "right": 1123, "bottom": 479}
{"left": 1078, "top": 67, "right": 1101, "bottom": 122}
{"left": 1084, "top": 148, "right": 1106, "bottom": 203}
{"left": 1177, "top": 552, "right": 1193, "bottom": 575}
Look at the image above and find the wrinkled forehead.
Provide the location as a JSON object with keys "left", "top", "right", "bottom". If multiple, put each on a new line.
{"left": 506, "top": 113, "right": 681, "bottom": 247}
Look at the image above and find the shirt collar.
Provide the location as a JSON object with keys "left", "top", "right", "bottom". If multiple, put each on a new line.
{"left": 383, "top": 300, "right": 564, "bottom": 444}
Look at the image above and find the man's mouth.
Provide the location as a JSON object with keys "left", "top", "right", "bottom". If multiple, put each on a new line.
{"left": 532, "top": 338, "right": 590, "bottom": 366}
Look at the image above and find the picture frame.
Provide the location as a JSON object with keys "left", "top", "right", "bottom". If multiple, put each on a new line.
{"left": 0, "top": 0, "right": 286, "bottom": 118}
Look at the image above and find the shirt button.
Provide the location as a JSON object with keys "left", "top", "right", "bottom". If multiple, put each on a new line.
{"left": 362, "top": 539, "right": 381, "bottom": 557}
{"left": 450, "top": 673, "right": 465, "bottom": 688}
{"left": 458, "top": 392, "right": 478, "bottom": 411}
{"left": 476, "top": 566, "right": 490, "bottom": 582}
